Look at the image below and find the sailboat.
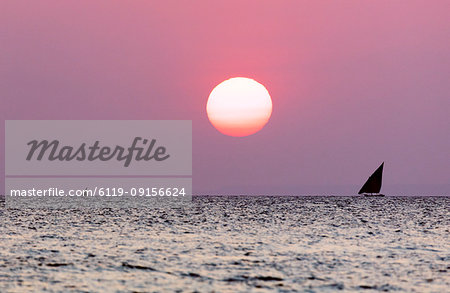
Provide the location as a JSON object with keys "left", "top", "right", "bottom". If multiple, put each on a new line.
{"left": 358, "top": 162, "right": 385, "bottom": 197}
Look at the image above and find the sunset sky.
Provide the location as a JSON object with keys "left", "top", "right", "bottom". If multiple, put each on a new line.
{"left": 1, "top": 1, "right": 449, "bottom": 195}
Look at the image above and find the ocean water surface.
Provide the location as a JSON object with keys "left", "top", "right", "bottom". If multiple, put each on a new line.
{"left": 1, "top": 196, "right": 449, "bottom": 292}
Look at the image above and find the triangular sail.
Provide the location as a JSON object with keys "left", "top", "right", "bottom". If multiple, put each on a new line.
{"left": 358, "top": 162, "right": 384, "bottom": 194}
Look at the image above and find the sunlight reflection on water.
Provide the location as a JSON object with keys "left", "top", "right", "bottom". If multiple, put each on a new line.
{"left": 1, "top": 196, "right": 449, "bottom": 292}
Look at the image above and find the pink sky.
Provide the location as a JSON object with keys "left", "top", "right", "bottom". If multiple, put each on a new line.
{"left": 1, "top": 1, "right": 449, "bottom": 195}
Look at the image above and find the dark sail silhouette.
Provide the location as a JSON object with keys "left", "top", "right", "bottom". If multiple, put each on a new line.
{"left": 358, "top": 162, "right": 384, "bottom": 196}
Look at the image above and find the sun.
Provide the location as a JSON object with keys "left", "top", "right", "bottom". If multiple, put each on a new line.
{"left": 206, "top": 77, "right": 273, "bottom": 137}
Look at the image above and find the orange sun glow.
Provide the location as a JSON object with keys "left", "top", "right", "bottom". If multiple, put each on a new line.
{"left": 206, "top": 77, "right": 273, "bottom": 137}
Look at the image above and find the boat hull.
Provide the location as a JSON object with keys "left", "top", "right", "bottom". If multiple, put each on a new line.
{"left": 363, "top": 194, "right": 385, "bottom": 197}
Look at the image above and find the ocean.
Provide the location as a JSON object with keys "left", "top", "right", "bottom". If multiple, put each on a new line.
{"left": 1, "top": 196, "right": 449, "bottom": 292}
